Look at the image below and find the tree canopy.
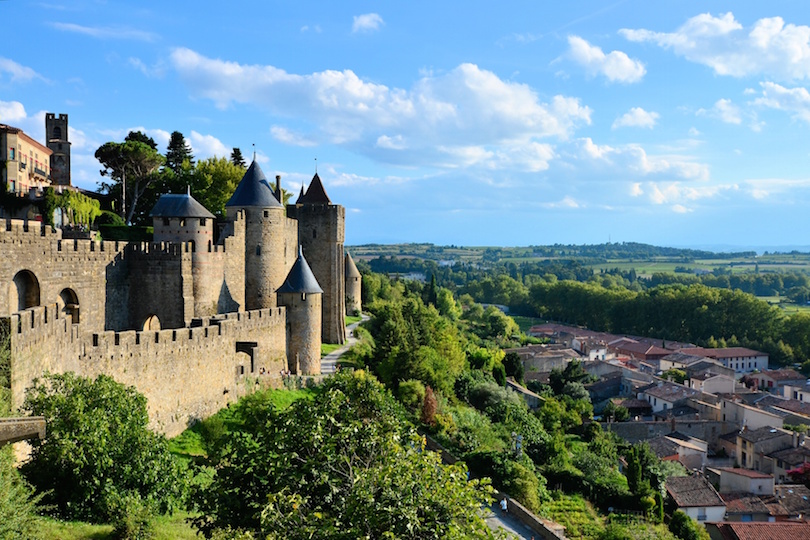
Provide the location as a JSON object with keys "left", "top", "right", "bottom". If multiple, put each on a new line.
{"left": 95, "top": 134, "right": 165, "bottom": 224}
{"left": 193, "top": 370, "right": 496, "bottom": 539}
{"left": 165, "top": 131, "right": 194, "bottom": 174}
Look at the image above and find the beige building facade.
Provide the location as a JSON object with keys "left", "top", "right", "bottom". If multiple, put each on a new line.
{"left": 1, "top": 124, "right": 53, "bottom": 196}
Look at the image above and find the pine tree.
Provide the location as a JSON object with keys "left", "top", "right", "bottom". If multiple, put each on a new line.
{"left": 165, "top": 131, "right": 194, "bottom": 174}
{"left": 230, "top": 147, "right": 246, "bottom": 168}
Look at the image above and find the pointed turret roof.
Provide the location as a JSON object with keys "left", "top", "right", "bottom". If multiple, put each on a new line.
{"left": 277, "top": 247, "right": 323, "bottom": 294}
{"left": 150, "top": 193, "right": 214, "bottom": 219}
{"left": 297, "top": 173, "right": 331, "bottom": 204}
{"left": 345, "top": 252, "right": 361, "bottom": 278}
{"left": 226, "top": 160, "right": 282, "bottom": 208}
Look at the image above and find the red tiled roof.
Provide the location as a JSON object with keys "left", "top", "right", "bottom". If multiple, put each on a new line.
{"left": 713, "top": 521, "right": 810, "bottom": 540}
{"left": 715, "top": 467, "right": 773, "bottom": 479}
{"left": 680, "top": 347, "right": 765, "bottom": 359}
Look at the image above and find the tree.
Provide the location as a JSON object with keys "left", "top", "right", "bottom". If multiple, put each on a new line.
{"left": 230, "top": 147, "right": 246, "bottom": 168}
{"left": 502, "top": 352, "right": 524, "bottom": 384}
{"left": 125, "top": 130, "right": 157, "bottom": 150}
{"left": 96, "top": 137, "right": 165, "bottom": 224}
{"left": 194, "top": 371, "right": 496, "bottom": 539}
{"left": 189, "top": 157, "right": 247, "bottom": 218}
{"left": 668, "top": 510, "right": 710, "bottom": 540}
{"left": 165, "top": 131, "right": 194, "bottom": 174}
{"left": 21, "top": 372, "right": 186, "bottom": 523}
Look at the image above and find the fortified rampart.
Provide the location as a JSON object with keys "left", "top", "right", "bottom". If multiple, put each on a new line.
{"left": 9, "top": 303, "right": 286, "bottom": 437}
{"left": 1, "top": 163, "right": 359, "bottom": 437}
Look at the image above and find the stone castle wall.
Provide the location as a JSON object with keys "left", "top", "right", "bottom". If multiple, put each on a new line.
{"left": 0, "top": 220, "right": 126, "bottom": 332}
{"left": 9, "top": 303, "right": 287, "bottom": 437}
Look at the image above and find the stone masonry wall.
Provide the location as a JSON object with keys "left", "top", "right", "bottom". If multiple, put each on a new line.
{"left": 9, "top": 304, "right": 287, "bottom": 437}
{"left": 0, "top": 220, "right": 126, "bottom": 332}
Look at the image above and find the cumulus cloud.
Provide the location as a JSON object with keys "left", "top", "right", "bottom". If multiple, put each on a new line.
{"left": 0, "top": 100, "right": 27, "bottom": 123}
{"left": 574, "top": 138, "right": 709, "bottom": 181}
{"left": 49, "top": 22, "right": 157, "bottom": 41}
{"left": 567, "top": 35, "right": 646, "bottom": 83}
{"left": 168, "top": 48, "right": 592, "bottom": 171}
{"left": 697, "top": 98, "right": 742, "bottom": 124}
{"left": 189, "top": 131, "right": 229, "bottom": 158}
{"left": 0, "top": 57, "right": 45, "bottom": 83}
{"left": 612, "top": 107, "right": 659, "bottom": 129}
{"left": 621, "top": 12, "right": 810, "bottom": 81}
{"left": 352, "top": 13, "right": 384, "bottom": 33}
{"left": 753, "top": 81, "right": 810, "bottom": 123}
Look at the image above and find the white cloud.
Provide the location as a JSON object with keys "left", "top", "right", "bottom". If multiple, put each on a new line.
{"left": 0, "top": 58, "right": 45, "bottom": 83}
{"left": 567, "top": 35, "right": 646, "bottom": 83}
{"left": 541, "top": 196, "right": 581, "bottom": 209}
{"left": 301, "top": 24, "right": 322, "bottom": 33}
{"left": 189, "top": 131, "right": 229, "bottom": 158}
{"left": 574, "top": 138, "right": 710, "bottom": 181}
{"left": 49, "top": 22, "right": 157, "bottom": 41}
{"left": 688, "top": 127, "right": 701, "bottom": 136}
{"left": 612, "top": 107, "right": 659, "bottom": 129}
{"left": 376, "top": 134, "right": 407, "bottom": 150}
{"left": 352, "top": 13, "right": 384, "bottom": 33}
{"left": 753, "top": 81, "right": 810, "bottom": 123}
{"left": 169, "top": 48, "right": 592, "bottom": 171}
{"left": 621, "top": 12, "right": 810, "bottom": 81}
{"left": 271, "top": 126, "right": 317, "bottom": 147}
{"left": 0, "top": 100, "right": 27, "bottom": 123}
{"left": 128, "top": 57, "right": 165, "bottom": 78}
{"left": 697, "top": 98, "right": 742, "bottom": 124}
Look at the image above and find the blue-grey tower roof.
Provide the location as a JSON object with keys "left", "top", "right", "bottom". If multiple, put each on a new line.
{"left": 149, "top": 192, "right": 215, "bottom": 218}
{"left": 226, "top": 160, "right": 282, "bottom": 208}
{"left": 277, "top": 247, "right": 323, "bottom": 294}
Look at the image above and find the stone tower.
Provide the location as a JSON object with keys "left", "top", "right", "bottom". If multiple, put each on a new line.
{"left": 277, "top": 246, "right": 323, "bottom": 375}
{"left": 288, "top": 173, "right": 346, "bottom": 344}
{"left": 226, "top": 161, "right": 286, "bottom": 310}
{"left": 45, "top": 113, "right": 71, "bottom": 186}
{"left": 150, "top": 191, "right": 218, "bottom": 317}
{"left": 345, "top": 252, "right": 362, "bottom": 316}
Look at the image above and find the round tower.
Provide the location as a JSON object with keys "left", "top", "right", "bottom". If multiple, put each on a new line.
{"left": 345, "top": 252, "right": 362, "bottom": 316}
{"left": 277, "top": 247, "right": 323, "bottom": 375}
{"left": 226, "top": 161, "right": 286, "bottom": 310}
{"left": 150, "top": 191, "right": 218, "bottom": 317}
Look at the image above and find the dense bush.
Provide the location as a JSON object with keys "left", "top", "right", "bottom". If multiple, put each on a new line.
{"left": 194, "top": 371, "right": 496, "bottom": 539}
{"left": 22, "top": 372, "right": 187, "bottom": 523}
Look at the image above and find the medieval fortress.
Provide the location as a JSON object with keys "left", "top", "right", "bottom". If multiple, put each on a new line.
{"left": 1, "top": 146, "right": 363, "bottom": 436}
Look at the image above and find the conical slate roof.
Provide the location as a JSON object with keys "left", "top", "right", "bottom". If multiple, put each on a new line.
{"left": 150, "top": 193, "right": 214, "bottom": 218}
{"left": 297, "top": 173, "right": 331, "bottom": 204}
{"left": 226, "top": 161, "right": 282, "bottom": 208}
{"left": 345, "top": 252, "right": 361, "bottom": 278}
{"left": 277, "top": 247, "right": 323, "bottom": 294}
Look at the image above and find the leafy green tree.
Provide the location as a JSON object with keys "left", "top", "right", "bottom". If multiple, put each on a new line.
{"left": 502, "top": 352, "right": 524, "bottom": 384}
{"left": 603, "top": 400, "right": 629, "bottom": 422}
{"left": 230, "top": 147, "right": 246, "bottom": 168}
{"left": 125, "top": 130, "right": 158, "bottom": 149}
{"left": 189, "top": 157, "right": 245, "bottom": 218}
{"left": 96, "top": 135, "right": 165, "bottom": 224}
{"left": 21, "top": 372, "right": 187, "bottom": 523}
{"left": 194, "top": 371, "right": 496, "bottom": 539}
{"left": 165, "top": 130, "right": 194, "bottom": 174}
{"left": 668, "top": 510, "right": 710, "bottom": 540}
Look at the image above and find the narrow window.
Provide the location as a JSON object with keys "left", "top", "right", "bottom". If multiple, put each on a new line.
{"left": 256, "top": 245, "right": 261, "bottom": 255}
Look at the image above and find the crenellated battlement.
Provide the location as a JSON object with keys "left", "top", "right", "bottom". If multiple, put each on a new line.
{"left": 0, "top": 219, "right": 62, "bottom": 240}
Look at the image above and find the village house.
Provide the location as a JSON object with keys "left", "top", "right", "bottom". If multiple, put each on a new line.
{"left": 736, "top": 427, "right": 794, "bottom": 472}
{"left": 706, "top": 467, "right": 775, "bottom": 495}
{"left": 744, "top": 369, "right": 805, "bottom": 394}
{"left": 666, "top": 474, "right": 727, "bottom": 522}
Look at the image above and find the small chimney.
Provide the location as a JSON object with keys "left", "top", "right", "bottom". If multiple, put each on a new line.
{"left": 275, "top": 175, "right": 281, "bottom": 201}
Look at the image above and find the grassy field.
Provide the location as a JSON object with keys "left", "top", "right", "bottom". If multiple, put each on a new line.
{"left": 511, "top": 315, "right": 544, "bottom": 333}
{"left": 36, "top": 512, "right": 199, "bottom": 540}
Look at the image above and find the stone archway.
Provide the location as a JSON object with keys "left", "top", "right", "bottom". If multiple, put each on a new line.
{"left": 58, "top": 288, "right": 80, "bottom": 324}
{"left": 143, "top": 314, "right": 161, "bottom": 331}
{"left": 13, "top": 270, "right": 40, "bottom": 311}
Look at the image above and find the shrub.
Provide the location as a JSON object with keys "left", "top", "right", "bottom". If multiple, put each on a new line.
{"left": 22, "top": 372, "right": 187, "bottom": 522}
{"left": 398, "top": 379, "right": 426, "bottom": 413}
{"left": 668, "top": 510, "right": 710, "bottom": 540}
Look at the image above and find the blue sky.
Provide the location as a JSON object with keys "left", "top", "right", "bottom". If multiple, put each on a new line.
{"left": 4, "top": 1, "right": 810, "bottom": 249}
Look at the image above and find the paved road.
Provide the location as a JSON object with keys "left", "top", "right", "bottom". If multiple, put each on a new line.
{"left": 484, "top": 501, "right": 540, "bottom": 539}
{"left": 320, "top": 315, "right": 367, "bottom": 374}
{"left": 321, "top": 318, "right": 541, "bottom": 539}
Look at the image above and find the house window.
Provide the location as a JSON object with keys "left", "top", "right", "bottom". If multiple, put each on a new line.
{"left": 200, "top": 218, "right": 206, "bottom": 226}
{"left": 8, "top": 148, "right": 14, "bottom": 160}
{"left": 163, "top": 218, "right": 170, "bottom": 226}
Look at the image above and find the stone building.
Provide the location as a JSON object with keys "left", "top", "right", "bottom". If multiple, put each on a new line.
{"left": 0, "top": 160, "right": 359, "bottom": 436}
{"left": 1, "top": 123, "right": 53, "bottom": 196}
{"left": 45, "top": 113, "right": 71, "bottom": 186}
